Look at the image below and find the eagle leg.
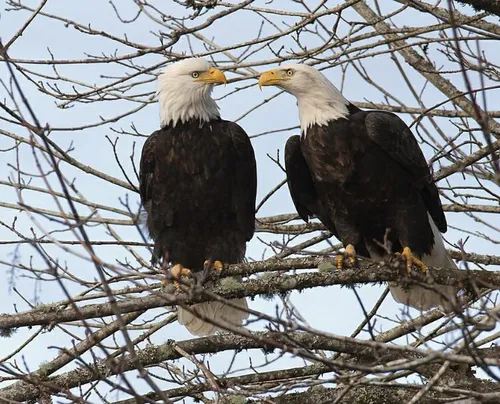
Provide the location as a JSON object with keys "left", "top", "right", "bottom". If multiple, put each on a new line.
{"left": 399, "top": 246, "right": 427, "bottom": 274}
{"left": 336, "top": 244, "right": 357, "bottom": 271}
{"left": 161, "top": 263, "right": 192, "bottom": 289}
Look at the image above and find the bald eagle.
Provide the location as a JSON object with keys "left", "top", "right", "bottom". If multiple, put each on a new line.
{"left": 140, "top": 58, "right": 256, "bottom": 335}
{"left": 259, "top": 64, "right": 457, "bottom": 311}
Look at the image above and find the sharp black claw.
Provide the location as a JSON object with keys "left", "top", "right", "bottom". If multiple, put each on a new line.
{"left": 193, "top": 270, "right": 209, "bottom": 286}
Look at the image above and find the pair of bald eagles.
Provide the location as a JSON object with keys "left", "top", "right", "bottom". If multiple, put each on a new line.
{"left": 140, "top": 58, "right": 457, "bottom": 336}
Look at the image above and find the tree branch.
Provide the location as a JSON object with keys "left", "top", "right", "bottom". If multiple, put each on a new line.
{"left": 1, "top": 257, "right": 499, "bottom": 331}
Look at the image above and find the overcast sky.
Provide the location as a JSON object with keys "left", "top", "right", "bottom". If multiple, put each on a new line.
{"left": 1, "top": 1, "right": 498, "bottom": 401}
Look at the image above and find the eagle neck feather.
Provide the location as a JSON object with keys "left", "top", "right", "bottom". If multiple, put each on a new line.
{"left": 297, "top": 77, "right": 350, "bottom": 136}
{"left": 158, "top": 79, "right": 220, "bottom": 128}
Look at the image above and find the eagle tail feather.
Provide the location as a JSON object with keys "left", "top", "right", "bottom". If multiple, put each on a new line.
{"left": 178, "top": 295, "right": 249, "bottom": 336}
{"left": 389, "top": 215, "right": 458, "bottom": 311}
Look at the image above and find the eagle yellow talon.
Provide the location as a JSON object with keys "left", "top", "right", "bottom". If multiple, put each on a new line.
{"left": 346, "top": 244, "right": 357, "bottom": 265}
{"left": 204, "top": 259, "right": 224, "bottom": 273}
{"left": 171, "top": 263, "right": 192, "bottom": 278}
{"left": 401, "top": 247, "right": 427, "bottom": 274}
{"left": 213, "top": 260, "right": 224, "bottom": 272}
{"left": 162, "top": 264, "right": 192, "bottom": 289}
{"left": 336, "top": 244, "right": 357, "bottom": 271}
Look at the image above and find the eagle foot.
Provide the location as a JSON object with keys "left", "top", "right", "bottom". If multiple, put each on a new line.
{"left": 397, "top": 247, "right": 427, "bottom": 275}
{"left": 194, "top": 259, "right": 224, "bottom": 285}
{"left": 336, "top": 244, "right": 357, "bottom": 271}
{"left": 161, "top": 264, "right": 192, "bottom": 290}
{"left": 204, "top": 259, "right": 224, "bottom": 273}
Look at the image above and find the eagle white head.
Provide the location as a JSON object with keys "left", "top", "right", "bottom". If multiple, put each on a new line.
{"left": 258, "top": 64, "right": 349, "bottom": 134}
{"left": 157, "top": 58, "right": 227, "bottom": 127}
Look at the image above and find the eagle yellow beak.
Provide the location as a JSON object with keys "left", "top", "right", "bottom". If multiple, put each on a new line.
{"left": 258, "top": 69, "right": 286, "bottom": 89}
{"left": 197, "top": 67, "right": 227, "bottom": 84}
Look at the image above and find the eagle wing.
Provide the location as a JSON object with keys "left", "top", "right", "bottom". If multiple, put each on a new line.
{"left": 227, "top": 121, "right": 257, "bottom": 241}
{"left": 139, "top": 129, "right": 176, "bottom": 240}
{"left": 284, "top": 135, "right": 320, "bottom": 222}
{"left": 364, "top": 112, "right": 447, "bottom": 232}
{"left": 139, "top": 131, "right": 157, "bottom": 208}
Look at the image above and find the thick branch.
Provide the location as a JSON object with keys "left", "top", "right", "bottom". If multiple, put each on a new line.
{"left": 2, "top": 329, "right": 500, "bottom": 403}
{"left": 1, "top": 258, "right": 499, "bottom": 331}
{"left": 251, "top": 385, "right": 440, "bottom": 404}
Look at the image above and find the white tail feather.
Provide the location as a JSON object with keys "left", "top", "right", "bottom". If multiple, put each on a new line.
{"left": 389, "top": 214, "right": 458, "bottom": 311}
{"left": 178, "top": 297, "right": 249, "bottom": 336}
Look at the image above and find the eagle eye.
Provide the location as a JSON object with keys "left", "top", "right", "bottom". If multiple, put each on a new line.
{"left": 286, "top": 69, "right": 294, "bottom": 76}
{"left": 191, "top": 71, "right": 200, "bottom": 78}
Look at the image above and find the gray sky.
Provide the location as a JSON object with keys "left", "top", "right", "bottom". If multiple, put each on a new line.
{"left": 1, "top": 0, "right": 498, "bottom": 401}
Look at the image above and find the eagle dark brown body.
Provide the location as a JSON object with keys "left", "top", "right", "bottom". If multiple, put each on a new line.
{"left": 140, "top": 118, "right": 257, "bottom": 273}
{"left": 286, "top": 106, "right": 446, "bottom": 261}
